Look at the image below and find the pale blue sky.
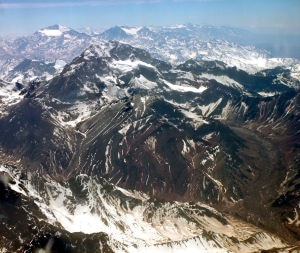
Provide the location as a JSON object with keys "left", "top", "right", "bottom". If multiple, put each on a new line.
{"left": 0, "top": 0, "right": 299, "bottom": 35}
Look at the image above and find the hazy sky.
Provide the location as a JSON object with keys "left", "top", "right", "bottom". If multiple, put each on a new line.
{"left": 0, "top": 0, "right": 299, "bottom": 35}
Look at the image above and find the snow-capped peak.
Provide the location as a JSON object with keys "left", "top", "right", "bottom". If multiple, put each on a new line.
{"left": 83, "top": 43, "right": 112, "bottom": 59}
{"left": 38, "top": 24, "right": 70, "bottom": 37}
{"left": 121, "top": 26, "right": 142, "bottom": 35}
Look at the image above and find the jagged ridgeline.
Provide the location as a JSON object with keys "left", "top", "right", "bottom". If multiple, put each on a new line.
{"left": 1, "top": 24, "right": 299, "bottom": 84}
{"left": 0, "top": 35, "right": 299, "bottom": 252}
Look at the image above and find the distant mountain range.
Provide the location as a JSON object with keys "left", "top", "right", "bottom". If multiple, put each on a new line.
{"left": 0, "top": 24, "right": 299, "bottom": 84}
{"left": 0, "top": 35, "right": 299, "bottom": 252}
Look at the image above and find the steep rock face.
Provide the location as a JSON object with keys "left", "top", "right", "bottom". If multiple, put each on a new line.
{"left": 74, "top": 95, "right": 243, "bottom": 203}
{"left": 0, "top": 42, "right": 299, "bottom": 250}
{"left": 0, "top": 99, "right": 77, "bottom": 177}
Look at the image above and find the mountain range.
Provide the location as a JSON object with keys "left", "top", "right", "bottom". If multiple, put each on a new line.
{"left": 1, "top": 24, "right": 299, "bottom": 84}
{"left": 0, "top": 25, "right": 299, "bottom": 252}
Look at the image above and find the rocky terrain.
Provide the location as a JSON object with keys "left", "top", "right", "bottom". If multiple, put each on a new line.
{"left": 0, "top": 26, "right": 299, "bottom": 252}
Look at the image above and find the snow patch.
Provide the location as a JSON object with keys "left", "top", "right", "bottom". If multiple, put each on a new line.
{"left": 0, "top": 82, "right": 24, "bottom": 116}
{"left": 180, "top": 109, "right": 209, "bottom": 129}
{"left": 198, "top": 98, "right": 223, "bottom": 117}
{"left": 181, "top": 139, "right": 190, "bottom": 155}
{"left": 38, "top": 26, "right": 70, "bottom": 37}
{"left": 200, "top": 73, "right": 243, "bottom": 90}
{"left": 112, "top": 59, "right": 156, "bottom": 73}
{"left": 0, "top": 166, "right": 27, "bottom": 196}
{"left": 0, "top": 166, "right": 288, "bottom": 253}
{"left": 291, "top": 63, "right": 300, "bottom": 80}
{"left": 118, "top": 124, "right": 131, "bottom": 136}
{"left": 131, "top": 75, "right": 157, "bottom": 90}
{"left": 55, "top": 102, "right": 96, "bottom": 127}
{"left": 121, "top": 27, "right": 142, "bottom": 35}
{"left": 258, "top": 92, "right": 277, "bottom": 97}
{"left": 54, "top": 59, "right": 66, "bottom": 72}
{"left": 39, "top": 29, "right": 63, "bottom": 37}
{"left": 145, "top": 136, "right": 157, "bottom": 151}
{"left": 218, "top": 101, "right": 232, "bottom": 120}
{"left": 163, "top": 79, "right": 207, "bottom": 93}
{"left": 83, "top": 43, "right": 111, "bottom": 59}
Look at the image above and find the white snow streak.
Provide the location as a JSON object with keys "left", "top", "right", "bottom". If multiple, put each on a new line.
{"left": 121, "top": 27, "right": 142, "bottom": 35}
{"left": 200, "top": 73, "right": 243, "bottom": 90}
{"left": 132, "top": 75, "right": 157, "bottom": 89}
{"left": 163, "top": 79, "right": 207, "bottom": 93}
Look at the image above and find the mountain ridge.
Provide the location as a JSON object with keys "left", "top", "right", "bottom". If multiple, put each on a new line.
{"left": 1, "top": 24, "right": 299, "bottom": 84}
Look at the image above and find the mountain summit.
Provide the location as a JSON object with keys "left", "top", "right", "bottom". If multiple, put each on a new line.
{"left": 38, "top": 24, "right": 71, "bottom": 36}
